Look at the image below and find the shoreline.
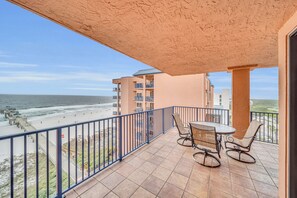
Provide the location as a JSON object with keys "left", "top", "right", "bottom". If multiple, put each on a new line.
{"left": 0, "top": 104, "right": 114, "bottom": 162}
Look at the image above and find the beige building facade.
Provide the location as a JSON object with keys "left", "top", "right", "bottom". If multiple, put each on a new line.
{"left": 112, "top": 69, "right": 214, "bottom": 115}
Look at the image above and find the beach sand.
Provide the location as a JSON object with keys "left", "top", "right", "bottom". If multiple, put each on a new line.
{"left": 0, "top": 105, "right": 114, "bottom": 161}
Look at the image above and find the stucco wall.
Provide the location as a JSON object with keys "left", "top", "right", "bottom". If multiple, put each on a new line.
{"left": 278, "top": 10, "right": 297, "bottom": 198}
{"left": 154, "top": 73, "right": 206, "bottom": 109}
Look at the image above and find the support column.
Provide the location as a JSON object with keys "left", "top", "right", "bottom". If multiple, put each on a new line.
{"left": 229, "top": 65, "right": 256, "bottom": 138}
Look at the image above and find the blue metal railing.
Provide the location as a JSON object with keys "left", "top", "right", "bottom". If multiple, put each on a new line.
{"left": 251, "top": 111, "right": 279, "bottom": 144}
{"left": 0, "top": 106, "right": 231, "bottom": 198}
{"left": 135, "top": 83, "right": 143, "bottom": 89}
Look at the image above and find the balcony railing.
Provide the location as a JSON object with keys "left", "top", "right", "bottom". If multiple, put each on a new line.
{"left": 0, "top": 106, "right": 279, "bottom": 197}
{"left": 251, "top": 111, "right": 279, "bottom": 144}
{"left": 113, "top": 87, "right": 120, "bottom": 92}
{"left": 134, "top": 83, "right": 143, "bottom": 89}
{"left": 135, "top": 107, "right": 143, "bottom": 113}
{"left": 113, "top": 103, "right": 120, "bottom": 107}
{"left": 112, "top": 96, "right": 120, "bottom": 100}
{"left": 145, "top": 96, "right": 154, "bottom": 102}
{"left": 145, "top": 83, "right": 154, "bottom": 88}
{"left": 134, "top": 96, "right": 143, "bottom": 101}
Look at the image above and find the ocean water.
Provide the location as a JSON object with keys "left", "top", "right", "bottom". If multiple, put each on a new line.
{"left": 0, "top": 94, "right": 114, "bottom": 125}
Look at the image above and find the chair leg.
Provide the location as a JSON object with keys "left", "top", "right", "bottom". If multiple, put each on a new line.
{"left": 177, "top": 137, "right": 192, "bottom": 147}
{"left": 193, "top": 151, "right": 221, "bottom": 168}
{"left": 226, "top": 149, "right": 256, "bottom": 164}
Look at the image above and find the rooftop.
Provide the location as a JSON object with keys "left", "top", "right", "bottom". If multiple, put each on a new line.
{"left": 133, "top": 68, "right": 162, "bottom": 76}
{"left": 65, "top": 127, "right": 279, "bottom": 198}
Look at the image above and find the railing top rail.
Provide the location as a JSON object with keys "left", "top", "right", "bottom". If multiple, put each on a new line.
{"left": 173, "top": 105, "right": 230, "bottom": 111}
{"left": 251, "top": 111, "right": 279, "bottom": 114}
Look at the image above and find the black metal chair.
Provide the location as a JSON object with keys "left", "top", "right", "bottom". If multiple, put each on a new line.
{"left": 225, "top": 120, "right": 263, "bottom": 164}
{"left": 172, "top": 113, "right": 192, "bottom": 147}
{"left": 189, "top": 123, "right": 221, "bottom": 168}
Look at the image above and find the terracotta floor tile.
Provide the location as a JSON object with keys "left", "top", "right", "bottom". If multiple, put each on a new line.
{"left": 128, "top": 169, "right": 150, "bottom": 185}
{"left": 167, "top": 172, "right": 189, "bottom": 190}
{"left": 74, "top": 177, "right": 98, "bottom": 195}
{"left": 113, "top": 179, "right": 139, "bottom": 198}
{"left": 104, "top": 191, "right": 119, "bottom": 198}
{"left": 64, "top": 190, "right": 79, "bottom": 198}
{"left": 208, "top": 189, "right": 233, "bottom": 198}
{"left": 185, "top": 178, "right": 208, "bottom": 198}
{"left": 253, "top": 180, "right": 278, "bottom": 197}
{"left": 182, "top": 192, "right": 198, "bottom": 198}
{"left": 152, "top": 166, "right": 172, "bottom": 181}
{"left": 158, "top": 183, "right": 184, "bottom": 198}
{"left": 231, "top": 173, "right": 255, "bottom": 190}
{"left": 80, "top": 182, "right": 110, "bottom": 198}
{"left": 131, "top": 187, "right": 156, "bottom": 198}
{"left": 101, "top": 172, "right": 125, "bottom": 190}
{"left": 141, "top": 175, "right": 165, "bottom": 195}
{"left": 232, "top": 183, "right": 258, "bottom": 198}
{"left": 115, "top": 162, "right": 136, "bottom": 177}
{"left": 138, "top": 161, "right": 157, "bottom": 174}
{"left": 249, "top": 170, "right": 275, "bottom": 186}
{"left": 94, "top": 168, "right": 114, "bottom": 181}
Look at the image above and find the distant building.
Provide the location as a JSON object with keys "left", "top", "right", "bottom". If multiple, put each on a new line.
{"left": 214, "top": 89, "right": 230, "bottom": 110}
{"left": 112, "top": 68, "right": 214, "bottom": 115}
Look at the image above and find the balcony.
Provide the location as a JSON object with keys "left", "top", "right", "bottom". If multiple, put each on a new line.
{"left": 145, "top": 83, "right": 154, "bottom": 88}
{"left": 135, "top": 107, "right": 143, "bottom": 113}
{"left": 113, "top": 103, "right": 120, "bottom": 108}
{"left": 113, "top": 87, "right": 120, "bottom": 92}
{"left": 113, "top": 111, "right": 120, "bottom": 115}
{"left": 113, "top": 96, "right": 121, "bottom": 100}
{"left": 135, "top": 83, "right": 143, "bottom": 89}
{"left": 66, "top": 128, "right": 278, "bottom": 198}
{"left": 135, "top": 96, "right": 143, "bottom": 101}
{"left": 0, "top": 106, "right": 279, "bottom": 197}
{"left": 145, "top": 96, "right": 154, "bottom": 102}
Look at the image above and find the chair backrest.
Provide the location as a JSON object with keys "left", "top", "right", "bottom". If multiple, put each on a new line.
{"left": 172, "top": 113, "right": 188, "bottom": 135}
{"left": 189, "top": 123, "right": 218, "bottom": 150}
{"left": 242, "top": 120, "right": 263, "bottom": 147}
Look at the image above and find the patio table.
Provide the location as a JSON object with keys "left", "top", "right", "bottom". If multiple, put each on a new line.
{"left": 190, "top": 121, "right": 236, "bottom": 149}
{"left": 190, "top": 121, "right": 236, "bottom": 135}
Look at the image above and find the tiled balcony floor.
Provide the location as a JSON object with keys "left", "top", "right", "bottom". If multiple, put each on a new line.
{"left": 65, "top": 128, "right": 279, "bottom": 198}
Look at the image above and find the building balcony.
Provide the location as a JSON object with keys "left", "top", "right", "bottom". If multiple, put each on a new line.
{"left": 113, "top": 87, "right": 120, "bottom": 92}
{"left": 113, "top": 103, "right": 120, "bottom": 107}
{"left": 145, "top": 83, "right": 154, "bottom": 88}
{"left": 113, "top": 95, "right": 121, "bottom": 100}
{"left": 135, "top": 96, "right": 143, "bottom": 101}
{"left": 135, "top": 83, "right": 143, "bottom": 89}
{"left": 135, "top": 107, "right": 143, "bottom": 113}
{"left": 0, "top": 106, "right": 279, "bottom": 197}
{"left": 145, "top": 96, "right": 154, "bottom": 102}
{"left": 113, "top": 111, "right": 120, "bottom": 115}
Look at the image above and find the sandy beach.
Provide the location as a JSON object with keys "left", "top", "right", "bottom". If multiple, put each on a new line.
{"left": 0, "top": 104, "right": 114, "bottom": 162}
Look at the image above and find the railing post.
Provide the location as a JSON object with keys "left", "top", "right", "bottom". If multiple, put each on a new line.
{"left": 162, "top": 108, "right": 165, "bottom": 134}
{"left": 146, "top": 111, "right": 150, "bottom": 144}
{"left": 227, "top": 110, "right": 230, "bottom": 126}
{"left": 119, "top": 116, "right": 123, "bottom": 161}
{"left": 56, "top": 128, "right": 63, "bottom": 198}
{"left": 172, "top": 106, "right": 175, "bottom": 127}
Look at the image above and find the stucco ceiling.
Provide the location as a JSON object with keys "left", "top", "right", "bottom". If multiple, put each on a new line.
{"left": 8, "top": 0, "right": 297, "bottom": 75}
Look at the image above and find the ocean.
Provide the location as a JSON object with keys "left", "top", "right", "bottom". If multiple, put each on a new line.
{"left": 0, "top": 94, "right": 114, "bottom": 125}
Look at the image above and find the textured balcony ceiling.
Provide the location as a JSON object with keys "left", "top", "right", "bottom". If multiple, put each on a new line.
{"left": 8, "top": 0, "right": 297, "bottom": 75}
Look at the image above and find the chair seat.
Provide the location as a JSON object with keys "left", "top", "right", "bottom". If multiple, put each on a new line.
{"left": 226, "top": 135, "right": 250, "bottom": 148}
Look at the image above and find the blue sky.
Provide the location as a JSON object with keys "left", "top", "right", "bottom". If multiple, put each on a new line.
{"left": 0, "top": 1, "right": 278, "bottom": 99}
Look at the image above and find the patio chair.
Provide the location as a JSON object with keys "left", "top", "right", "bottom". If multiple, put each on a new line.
{"left": 225, "top": 120, "right": 263, "bottom": 164}
{"left": 189, "top": 123, "right": 221, "bottom": 168}
{"left": 172, "top": 113, "right": 192, "bottom": 147}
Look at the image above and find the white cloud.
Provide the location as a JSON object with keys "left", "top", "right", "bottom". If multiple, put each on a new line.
{"left": 58, "top": 64, "right": 92, "bottom": 69}
{"left": 0, "top": 51, "right": 11, "bottom": 57}
{"left": 0, "top": 62, "right": 38, "bottom": 68}
{"left": 0, "top": 71, "right": 116, "bottom": 83}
